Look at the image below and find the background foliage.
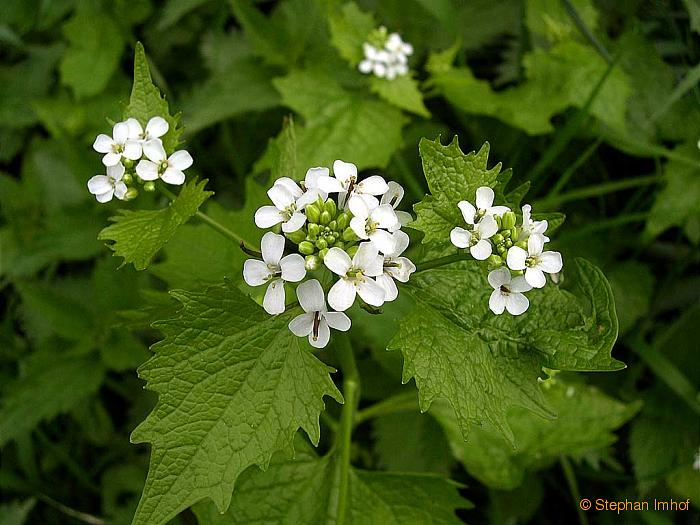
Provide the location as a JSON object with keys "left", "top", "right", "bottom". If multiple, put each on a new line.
{"left": 1, "top": 0, "right": 699, "bottom": 524}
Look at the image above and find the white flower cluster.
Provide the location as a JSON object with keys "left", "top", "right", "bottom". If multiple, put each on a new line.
{"left": 449, "top": 187, "right": 563, "bottom": 316}
{"left": 244, "top": 160, "right": 416, "bottom": 348}
{"left": 358, "top": 27, "right": 413, "bottom": 80}
{"left": 88, "top": 117, "right": 192, "bottom": 203}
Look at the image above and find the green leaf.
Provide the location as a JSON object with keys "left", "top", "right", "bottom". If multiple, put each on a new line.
{"left": 609, "top": 261, "right": 654, "bottom": 334}
{"left": 130, "top": 282, "right": 342, "bottom": 525}
{"left": 0, "top": 499, "right": 36, "bottom": 525}
{"left": 59, "top": 4, "right": 124, "bottom": 99}
{"left": 369, "top": 76, "right": 430, "bottom": 117}
{"left": 432, "top": 379, "right": 640, "bottom": 489}
{"left": 328, "top": 2, "right": 375, "bottom": 65}
{"left": 192, "top": 443, "right": 470, "bottom": 524}
{"left": 124, "top": 42, "right": 182, "bottom": 153}
{"left": 273, "top": 70, "right": 407, "bottom": 169}
{"left": 412, "top": 137, "right": 509, "bottom": 244}
{"left": 0, "top": 353, "right": 105, "bottom": 446}
{"left": 524, "top": 0, "right": 598, "bottom": 47}
{"left": 98, "top": 179, "right": 213, "bottom": 270}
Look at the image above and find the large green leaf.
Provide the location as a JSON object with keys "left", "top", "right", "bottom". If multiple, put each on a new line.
{"left": 98, "top": 179, "right": 212, "bottom": 270}
{"left": 130, "top": 283, "right": 342, "bottom": 525}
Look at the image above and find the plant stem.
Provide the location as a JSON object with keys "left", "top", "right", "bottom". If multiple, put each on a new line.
{"left": 535, "top": 175, "right": 662, "bottom": 208}
{"left": 558, "top": 213, "right": 648, "bottom": 241}
{"left": 415, "top": 252, "right": 470, "bottom": 273}
{"left": 332, "top": 333, "right": 360, "bottom": 525}
{"left": 355, "top": 391, "right": 418, "bottom": 424}
{"left": 38, "top": 494, "right": 105, "bottom": 525}
{"left": 560, "top": 456, "right": 589, "bottom": 525}
{"left": 548, "top": 138, "right": 602, "bottom": 197}
{"left": 562, "top": 0, "right": 612, "bottom": 63}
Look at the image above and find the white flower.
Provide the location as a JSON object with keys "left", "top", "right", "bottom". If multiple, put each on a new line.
{"left": 474, "top": 186, "right": 510, "bottom": 217}
{"left": 288, "top": 279, "right": 351, "bottom": 348}
{"left": 349, "top": 198, "right": 399, "bottom": 254}
{"left": 488, "top": 267, "right": 532, "bottom": 315}
{"left": 243, "top": 232, "right": 306, "bottom": 314}
{"left": 450, "top": 200, "right": 499, "bottom": 260}
{"left": 519, "top": 204, "right": 549, "bottom": 242}
{"left": 135, "top": 139, "right": 192, "bottom": 185}
{"left": 376, "top": 230, "right": 415, "bottom": 301}
{"left": 358, "top": 32, "right": 413, "bottom": 80}
{"left": 301, "top": 167, "right": 329, "bottom": 203}
{"left": 254, "top": 178, "right": 311, "bottom": 233}
{"left": 87, "top": 164, "right": 128, "bottom": 203}
{"left": 93, "top": 121, "right": 142, "bottom": 167}
{"left": 324, "top": 243, "right": 385, "bottom": 311}
{"left": 506, "top": 234, "right": 563, "bottom": 288}
{"left": 380, "top": 181, "right": 412, "bottom": 226}
{"left": 386, "top": 32, "right": 413, "bottom": 57}
{"left": 124, "top": 116, "right": 169, "bottom": 143}
{"left": 359, "top": 44, "right": 391, "bottom": 78}
{"left": 318, "top": 160, "right": 388, "bottom": 209}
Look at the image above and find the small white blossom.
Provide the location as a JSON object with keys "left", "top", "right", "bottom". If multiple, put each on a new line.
{"left": 450, "top": 201, "right": 499, "bottom": 260}
{"left": 87, "top": 164, "right": 128, "bottom": 203}
{"left": 349, "top": 198, "right": 400, "bottom": 255}
{"left": 288, "top": 279, "right": 351, "bottom": 348}
{"left": 243, "top": 232, "right": 306, "bottom": 314}
{"left": 376, "top": 230, "right": 415, "bottom": 302}
{"left": 519, "top": 204, "right": 549, "bottom": 242}
{"left": 488, "top": 267, "right": 532, "bottom": 315}
{"left": 301, "top": 167, "right": 330, "bottom": 204}
{"left": 380, "top": 181, "right": 412, "bottom": 226}
{"left": 135, "top": 139, "right": 192, "bottom": 185}
{"left": 474, "top": 186, "right": 510, "bottom": 217}
{"left": 124, "top": 116, "right": 169, "bottom": 143}
{"left": 254, "top": 178, "right": 311, "bottom": 233}
{"left": 506, "top": 234, "right": 563, "bottom": 288}
{"left": 324, "top": 243, "right": 385, "bottom": 311}
{"left": 318, "top": 160, "right": 389, "bottom": 209}
{"left": 358, "top": 30, "right": 413, "bottom": 80}
{"left": 93, "top": 121, "right": 142, "bottom": 167}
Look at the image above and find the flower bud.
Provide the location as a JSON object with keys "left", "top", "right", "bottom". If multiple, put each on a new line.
{"left": 492, "top": 233, "right": 504, "bottom": 245}
{"left": 308, "top": 223, "right": 320, "bottom": 237}
{"left": 515, "top": 240, "right": 528, "bottom": 250}
{"left": 336, "top": 212, "right": 349, "bottom": 230}
{"left": 305, "top": 255, "right": 321, "bottom": 271}
{"left": 334, "top": 240, "right": 345, "bottom": 250}
{"left": 143, "top": 181, "right": 155, "bottom": 192}
{"left": 318, "top": 247, "right": 329, "bottom": 259}
{"left": 326, "top": 235, "right": 336, "bottom": 244}
{"left": 501, "top": 211, "right": 516, "bottom": 230}
{"left": 305, "top": 204, "right": 321, "bottom": 224}
{"left": 346, "top": 245, "right": 359, "bottom": 258}
{"left": 324, "top": 198, "right": 337, "bottom": 217}
{"left": 286, "top": 229, "right": 306, "bottom": 244}
{"left": 315, "top": 238, "right": 328, "bottom": 250}
{"left": 299, "top": 241, "right": 315, "bottom": 255}
{"left": 122, "top": 158, "right": 135, "bottom": 169}
{"left": 510, "top": 228, "right": 518, "bottom": 240}
{"left": 511, "top": 269, "right": 524, "bottom": 276}
{"left": 502, "top": 229, "right": 511, "bottom": 239}
{"left": 124, "top": 188, "right": 139, "bottom": 200}
{"left": 497, "top": 245, "right": 506, "bottom": 255}
{"left": 320, "top": 210, "right": 332, "bottom": 225}
{"left": 328, "top": 220, "right": 337, "bottom": 231}
{"left": 122, "top": 173, "right": 133, "bottom": 185}
{"left": 487, "top": 254, "right": 503, "bottom": 268}
{"left": 495, "top": 215, "right": 502, "bottom": 229}
{"left": 343, "top": 227, "right": 359, "bottom": 241}
{"left": 505, "top": 238, "right": 513, "bottom": 248}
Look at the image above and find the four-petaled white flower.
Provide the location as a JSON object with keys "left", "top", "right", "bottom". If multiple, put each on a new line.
{"left": 376, "top": 230, "right": 416, "bottom": 302}
{"left": 254, "top": 178, "right": 311, "bottom": 233}
{"left": 93, "top": 121, "right": 142, "bottom": 167}
{"left": 358, "top": 30, "right": 413, "bottom": 80}
{"left": 87, "top": 164, "right": 128, "bottom": 203}
{"left": 124, "top": 116, "right": 169, "bottom": 144}
{"left": 318, "top": 160, "right": 389, "bottom": 209}
{"left": 380, "top": 181, "right": 412, "bottom": 226}
{"left": 487, "top": 267, "right": 532, "bottom": 315}
{"left": 349, "top": 198, "right": 399, "bottom": 255}
{"left": 288, "top": 279, "right": 351, "bottom": 348}
{"left": 506, "top": 234, "right": 563, "bottom": 288}
{"left": 324, "top": 243, "right": 385, "bottom": 311}
{"left": 243, "top": 232, "right": 306, "bottom": 314}
{"left": 450, "top": 201, "right": 499, "bottom": 260}
{"left": 519, "top": 204, "right": 549, "bottom": 242}
{"left": 135, "top": 139, "right": 192, "bottom": 185}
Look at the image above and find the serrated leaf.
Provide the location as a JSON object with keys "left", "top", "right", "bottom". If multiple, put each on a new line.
{"left": 369, "top": 76, "right": 430, "bottom": 117}
{"left": 124, "top": 42, "right": 182, "bottom": 153}
{"left": 130, "top": 283, "right": 342, "bottom": 525}
{"left": 328, "top": 2, "right": 375, "bottom": 65}
{"left": 432, "top": 379, "right": 640, "bottom": 489}
{"left": 273, "top": 70, "right": 407, "bottom": 169}
{"left": 98, "top": 179, "right": 212, "bottom": 270}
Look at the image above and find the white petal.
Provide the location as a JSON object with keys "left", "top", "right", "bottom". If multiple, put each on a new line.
{"left": 106, "top": 163, "right": 124, "bottom": 182}
{"left": 538, "top": 251, "right": 563, "bottom": 273}
{"left": 350, "top": 217, "right": 369, "bottom": 239}
{"left": 136, "top": 160, "right": 159, "bottom": 181}
{"left": 371, "top": 204, "right": 399, "bottom": 229}
{"left": 505, "top": 293, "right": 529, "bottom": 315}
{"left": 348, "top": 195, "right": 370, "bottom": 219}
{"left": 364, "top": 43, "right": 378, "bottom": 59}
{"left": 123, "top": 140, "right": 142, "bottom": 160}
{"left": 263, "top": 279, "right": 286, "bottom": 314}
{"left": 376, "top": 273, "right": 398, "bottom": 301}
{"left": 280, "top": 254, "right": 306, "bottom": 282}
{"left": 268, "top": 184, "right": 295, "bottom": 210}
{"left": 161, "top": 168, "right": 185, "bottom": 185}
{"left": 381, "top": 181, "right": 404, "bottom": 208}
{"left": 93, "top": 134, "right": 114, "bottom": 153}
{"left": 274, "top": 177, "right": 303, "bottom": 199}
{"left": 328, "top": 279, "right": 356, "bottom": 311}
{"left": 261, "top": 231, "right": 285, "bottom": 265}
{"left": 470, "top": 239, "right": 492, "bottom": 260}
{"left": 368, "top": 229, "right": 397, "bottom": 256}
{"left": 359, "top": 59, "right": 373, "bottom": 73}
{"left": 145, "top": 116, "right": 169, "bottom": 138}
{"left": 281, "top": 211, "right": 306, "bottom": 233}
{"left": 506, "top": 246, "right": 528, "bottom": 270}
{"left": 112, "top": 122, "right": 129, "bottom": 143}
{"left": 124, "top": 117, "right": 143, "bottom": 139}
{"left": 324, "top": 247, "right": 352, "bottom": 276}
{"left": 457, "top": 200, "right": 476, "bottom": 224}
{"left": 168, "top": 150, "right": 193, "bottom": 171}
{"left": 243, "top": 259, "right": 272, "bottom": 286}
{"left": 333, "top": 160, "right": 357, "bottom": 184}
{"left": 95, "top": 189, "right": 114, "bottom": 203}
{"left": 488, "top": 267, "right": 511, "bottom": 290}
{"left": 113, "top": 182, "right": 128, "bottom": 200}
{"left": 475, "top": 186, "right": 495, "bottom": 210}
{"left": 143, "top": 139, "right": 166, "bottom": 162}
{"left": 525, "top": 267, "right": 546, "bottom": 289}
{"left": 88, "top": 175, "right": 111, "bottom": 195}
{"left": 309, "top": 319, "right": 331, "bottom": 348}
{"left": 317, "top": 175, "right": 345, "bottom": 194}
{"left": 489, "top": 205, "right": 510, "bottom": 216}
{"left": 509, "top": 276, "right": 532, "bottom": 293}
{"left": 324, "top": 311, "right": 351, "bottom": 331}
{"left": 102, "top": 152, "right": 122, "bottom": 167}
{"left": 296, "top": 189, "right": 322, "bottom": 209}
{"left": 386, "top": 256, "right": 415, "bottom": 282}
{"left": 304, "top": 167, "right": 328, "bottom": 189}
{"left": 489, "top": 290, "right": 506, "bottom": 314}
{"left": 289, "top": 313, "right": 314, "bottom": 336}
{"left": 522, "top": 204, "right": 532, "bottom": 225}
{"left": 255, "top": 206, "right": 285, "bottom": 228}
{"left": 353, "top": 242, "right": 382, "bottom": 276}
{"left": 357, "top": 175, "right": 389, "bottom": 196}
{"left": 450, "top": 227, "right": 471, "bottom": 249}
{"left": 389, "top": 230, "right": 410, "bottom": 257}
{"left": 477, "top": 215, "right": 498, "bottom": 238}
{"left": 528, "top": 233, "right": 545, "bottom": 256}
{"left": 357, "top": 278, "right": 385, "bottom": 306}
{"left": 296, "top": 279, "right": 326, "bottom": 313}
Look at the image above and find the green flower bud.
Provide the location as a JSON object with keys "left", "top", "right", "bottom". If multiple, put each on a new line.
{"left": 326, "top": 235, "right": 336, "bottom": 245}
{"left": 318, "top": 247, "right": 329, "bottom": 260}
{"left": 320, "top": 210, "right": 332, "bottom": 225}
{"left": 510, "top": 228, "right": 518, "bottom": 240}
{"left": 122, "top": 173, "right": 133, "bottom": 185}
{"left": 334, "top": 240, "right": 345, "bottom": 250}
{"left": 515, "top": 240, "right": 528, "bottom": 250}
{"left": 122, "top": 158, "right": 135, "bottom": 169}
{"left": 497, "top": 245, "right": 506, "bottom": 255}
{"left": 346, "top": 245, "right": 359, "bottom": 258}
{"left": 124, "top": 188, "right": 139, "bottom": 200}
{"left": 305, "top": 204, "right": 321, "bottom": 224}
{"left": 505, "top": 238, "right": 513, "bottom": 248}
{"left": 286, "top": 229, "right": 306, "bottom": 244}
{"left": 336, "top": 212, "right": 349, "bottom": 230}
{"left": 512, "top": 269, "right": 524, "bottom": 276}
{"left": 143, "top": 181, "right": 155, "bottom": 192}
{"left": 492, "top": 233, "right": 504, "bottom": 245}
{"left": 308, "top": 223, "right": 320, "bottom": 237}
{"left": 343, "top": 227, "right": 359, "bottom": 241}
{"left": 315, "top": 238, "right": 328, "bottom": 250}
{"left": 328, "top": 220, "right": 337, "bottom": 231}
{"left": 324, "top": 198, "right": 337, "bottom": 218}
{"left": 324, "top": 226, "right": 331, "bottom": 233}
{"left": 495, "top": 215, "right": 502, "bottom": 229}
{"left": 299, "top": 241, "right": 315, "bottom": 255}
{"left": 487, "top": 254, "right": 503, "bottom": 268}
{"left": 502, "top": 229, "right": 511, "bottom": 239}
{"left": 305, "top": 255, "right": 321, "bottom": 271}
{"left": 501, "top": 211, "right": 516, "bottom": 230}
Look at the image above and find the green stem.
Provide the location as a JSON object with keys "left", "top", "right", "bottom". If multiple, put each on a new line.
{"left": 535, "top": 175, "right": 662, "bottom": 208}
{"left": 38, "top": 494, "right": 105, "bottom": 525}
{"left": 558, "top": 213, "right": 648, "bottom": 241}
{"left": 355, "top": 391, "right": 418, "bottom": 424}
{"left": 332, "top": 333, "right": 360, "bottom": 525}
{"left": 560, "top": 456, "right": 589, "bottom": 525}
{"left": 562, "top": 0, "right": 612, "bottom": 63}
{"left": 415, "top": 252, "right": 470, "bottom": 273}
{"left": 548, "top": 138, "right": 603, "bottom": 197}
